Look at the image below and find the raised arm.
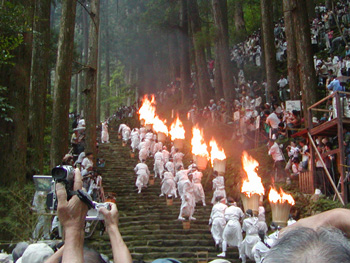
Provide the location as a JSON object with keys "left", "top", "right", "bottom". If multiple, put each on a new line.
{"left": 100, "top": 203, "right": 132, "bottom": 263}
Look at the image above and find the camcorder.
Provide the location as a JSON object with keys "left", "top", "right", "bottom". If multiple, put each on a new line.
{"left": 46, "top": 165, "right": 111, "bottom": 220}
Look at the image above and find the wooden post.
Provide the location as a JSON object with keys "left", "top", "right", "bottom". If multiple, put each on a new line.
{"left": 307, "top": 132, "right": 345, "bottom": 205}
{"left": 335, "top": 92, "right": 347, "bottom": 204}
{"left": 308, "top": 107, "right": 315, "bottom": 192}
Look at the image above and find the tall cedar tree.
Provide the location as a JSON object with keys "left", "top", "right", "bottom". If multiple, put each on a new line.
{"left": 260, "top": 0, "right": 278, "bottom": 101}
{"left": 28, "top": 0, "right": 51, "bottom": 174}
{"left": 291, "top": 0, "right": 317, "bottom": 122}
{"left": 188, "top": 0, "right": 214, "bottom": 106}
{"left": 283, "top": 0, "right": 300, "bottom": 100}
{"left": 83, "top": 0, "right": 100, "bottom": 158}
{"left": 50, "top": 0, "right": 77, "bottom": 168}
{"left": 212, "top": 0, "right": 235, "bottom": 109}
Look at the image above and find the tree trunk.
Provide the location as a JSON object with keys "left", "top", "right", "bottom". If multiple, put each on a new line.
{"left": 234, "top": 0, "right": 246, "bottom": 34}
{"left": 83, "top": 0, "right": 100, "bottom": 158}
{"left": 325, "top": 0, "right": 332, "bottom": 10}
{"left": 188, "top": 0, "right": 214, "bottom": 106}
{"left": 291, "top": 0, "right": 317, "bottom": 122}
{"left": 105, "top": 0, "right": 111, "bottom": 118}
{"left": 96, "top": 24, "right": 102, "bottom": 124}
{"left": 212, "top": 0, "right": 235, "bottom": 108}
{"left": 50, "top": 0, "right": 77, "bottom": 168}
{"left": 283, "top": 0, "right": 300, "bottom": 100}
{"left": 179, "top": 0, "right": 191, "bottom": 104}
{"left": 28, "top": 0, "right": 51, "bottom": 175}
{"left": 213, "top": 47, "right": 224, "bottom": 100}
{"left": 260, "top": 0, "right": 278, "bottom": 101}
{"left": 306, "top": 0, "right": 315, "bottom": 19}
{"left": 81, "top": 0, "right": 89, "bottom": 117}
{"left": 168, "top": 30, "right": 180, "bottom": 80}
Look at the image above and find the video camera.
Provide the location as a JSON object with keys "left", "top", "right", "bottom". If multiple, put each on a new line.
{"left": 46, "top": 165, "right": 110, "bottom": 220}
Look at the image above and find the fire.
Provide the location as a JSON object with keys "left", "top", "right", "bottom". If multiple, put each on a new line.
{"left": 191, "top": 126, "right": 209, "bottom": 158}
{"left": 241, "top": 151, "right": 265, "bottom": 197}
{"left": 169, "top": 117, "right": 185, "bottom": 140}
{"left": 268, "top": 187, "right": 295, "bottom": 205}
{"left": 138, "top": 95, "right": 156, "bottom": 125}
{"left": 152, "top": 115, "right": 168, "bottom": 135}
{"left": 209, "top": 139, "right": 226, "bottom": 166}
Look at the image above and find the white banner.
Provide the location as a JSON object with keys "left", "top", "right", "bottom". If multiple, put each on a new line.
{"left": 285, "top": 100, "right": 302, "bottom": 112}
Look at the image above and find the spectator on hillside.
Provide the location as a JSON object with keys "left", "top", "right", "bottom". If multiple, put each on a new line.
{"left": 268, "top": 139, "right": 286, "bottom": 183}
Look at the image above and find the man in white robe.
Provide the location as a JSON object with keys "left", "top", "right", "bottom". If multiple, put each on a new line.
{"left": 173, "top": 149, "right": 185, "bottom": 171}
{"left": 211, "top": 171, "right": 226, "bottom": 204}
{"left": 118, "top": 123, "right": 127, "bottom": 135}
{"left": 162, "top": 146, "right": 170, "bottom": 163}
{"left": 191, "top": 165, "right": 206, "bottom": 206}
{"left": 165, "top": 158, "right": 175, "bottom": 176}
{"left": 175, "top": 165, "right": 189, "bottom": 198}
{"left": 130, "top": 128, "right": 140, "bottom": 152}
{"left": 152, "top": 140, "right": 163, "bottom": 156}
{"left": 134, "top": 160, "right": 150, "bottom": 194}
{"left": 139, "top": 127, "right": 147, "bottom": 140}
{"left": 101, "top": 121, "right": 109, "bottom": 143}
{"left": 240, "top": 209, "right": 260, "bottom": 263}
{"left": 122, "top": 126, "right": 131, "bottom": 143}
{"left": 160, "top": 168, "right": 177, "bottom": 198}
{"left": 138, "top": 139, "right": 148, "bottom": 162}
{"left": 209, "top": 196, "right": 227, "bottom": 247}
{"left": 218, "top": 198, "right": 244, "bottom": 258}
{"left": 178, "top": 173, "right": 196, "bottom": 221}
{"left": 153, "top": 150, "right": 164, "bottom": 179}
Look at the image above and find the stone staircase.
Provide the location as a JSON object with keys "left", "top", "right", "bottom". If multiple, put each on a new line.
{"left": 88, "top": 126, "right": 250, "bottom": 263}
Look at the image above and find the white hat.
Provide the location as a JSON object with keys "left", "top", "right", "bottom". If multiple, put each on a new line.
{"left": 21, "top": 243, "right": 54, "bottom": 263}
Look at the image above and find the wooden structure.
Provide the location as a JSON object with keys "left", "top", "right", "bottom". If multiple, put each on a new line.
{"left": 307, "top": 91, "right": 350, "bottom": 205}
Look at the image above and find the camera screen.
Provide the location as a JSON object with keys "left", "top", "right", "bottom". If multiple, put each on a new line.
{"left": 33, "top": 175, "right": 53, "bottom": 192}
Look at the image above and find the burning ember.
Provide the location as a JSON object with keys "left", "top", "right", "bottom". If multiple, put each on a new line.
{"left": 169, "top": 117, "right": 185, "bottom": 140}
{"left": 152, "top": 115, "right": 168, "bottom": 135}
{"left": 241, "top": 151, "right": 265, "bottom": 197}
{"left": 268, "top": 187, "right": 295, "bottom": 206}
{"left": 138, "top": 95, "right": 156, "bottom": 125}
{"left": 191, "top": 126, "right": 209, "bottom": 158}
{"left": 209, "top": 139, "right": 226, "bottom": 166}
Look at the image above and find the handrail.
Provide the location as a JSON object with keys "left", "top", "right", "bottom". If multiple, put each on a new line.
{"left": 308, "top": 91, "right": 350, "bottom": 110}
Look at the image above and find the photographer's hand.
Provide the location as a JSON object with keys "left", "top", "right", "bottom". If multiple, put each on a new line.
{"left": 100, "top": 203, "right": 132, "bottom": 263}
{"left": 56, "top": 168, "right": 87, "bottom": 263}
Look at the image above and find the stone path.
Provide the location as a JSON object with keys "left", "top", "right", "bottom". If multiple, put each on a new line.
{"left": 88, "top": 126, "right": 250, "bottom": 263}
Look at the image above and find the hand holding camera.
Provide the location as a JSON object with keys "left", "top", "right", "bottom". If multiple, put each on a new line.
{"left": 56, "top": 168, "right": 88, "bottom": 231}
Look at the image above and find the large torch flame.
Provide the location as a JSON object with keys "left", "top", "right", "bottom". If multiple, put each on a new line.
{"left": 209, "top": 139, "right": 226, "bottom": 166}
{"left": 169, "top": 117, "right": 185, "bottom": 140}
{"left": 152, "top": 115, "right": 168, "bottom": 135}
{"left": 191, "top": 126, "right": 209, "bottom": 158}
{"left": 241, "top": 151, "right": 265, "bottom": 197}
{"left": 268, "top": 187, "right": 295, "bottom": 206}
{"left": 138, "top": 95, "right": 156, "bottom": 125}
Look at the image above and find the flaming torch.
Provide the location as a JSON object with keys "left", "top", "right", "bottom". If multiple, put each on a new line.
{"left": 269, "top": 187, "right": 295, "bottom": 227}
{"left": 138, "top": 95, "right": 156, "bottom": 130}
{"left": 169, "top": 117, "right": 185, "bottom": 150}
{"left": 191, "top": 126, "right": 209, "bottom": 170}
{"left": 241, "top": 151, "right": 265, "bottom": 215}
{"left": 209, "top": 139, "right": 226, "bottom": 174}
{"left": 153, "top": 115, "right": 168, "bottom": 143}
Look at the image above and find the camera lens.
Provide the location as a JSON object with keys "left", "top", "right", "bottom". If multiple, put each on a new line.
{"left": 51, "top": 167, "right": 67, "bottom": 181}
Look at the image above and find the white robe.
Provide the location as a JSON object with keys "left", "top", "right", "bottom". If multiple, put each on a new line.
{"left": 153, "top": 142, "right": 163, "bottom": 156}
{"left": 241, "top": 217, "right": 260, "bottom": 261}
{"left": 211, "top": 176, "right": 226, "bottom": 204}
{"left": 153, "top": 152, "right": 164, "bottom": 178}
{"left": 118, "top": 123, "right": 127, "bottom": 134}
{"left": 175, "top": 170, "right": 189, "bottom": 198}
{"left": 192, "top": 171, "right": 205, "bottom": 203}
{"left": 131, "top": 130, "right": 140, "bottom": 152}
{"left": 209, "top": 202, "right": 227, "bottom": 245}
{"left": 161, "top": 172, "right": 177, "bottom": 198}
{"left": 252, "top": 240, "right": 270, "bottom": 263}
{"left": 140, "top": 127, "right": 147, "bottom": 140}
{"left": 179, "top": 179, "right": 196, "bottom": 218}
{"left": 101, "top": 122, "right": 109, "bottom": 143}
{"left": 134, "top": 163, "right": 150, "bottom": 189}
{"left": 174, "top": 152, "right": 184, "bottom": 169}
{"left": 223, "top": 206, "right": 244, "bottom": 247}
{"left": 165, "top": 161, "right": 175, "bottom": 175}
{"left": 122, "top": 127, "right": 131, "bottom": 142}
{"left": 162, "top": 150, "right": 170, "bottom": 163}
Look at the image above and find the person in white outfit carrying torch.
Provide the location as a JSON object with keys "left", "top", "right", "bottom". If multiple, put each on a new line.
{"left": 134, "top": 159, "right": 150, "bottom": 194}
{"left": 209, "top": 196, "right": 227, "bottom": 249}
{"left": 218, "top": 197, "right": 245, "bottom": 258}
